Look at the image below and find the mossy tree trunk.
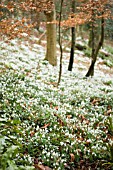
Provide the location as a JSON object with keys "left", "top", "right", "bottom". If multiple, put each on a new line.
{"left": 45, "top": 1, "right": 57, "bottom": 66}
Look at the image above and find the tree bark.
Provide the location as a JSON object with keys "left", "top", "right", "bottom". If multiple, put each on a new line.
{"left": 86, "top": 14, "right": 104, "bottom": 77}
{"left": 57, "top": 0, "right": 64, "bottom": 86}
{"left": 68, "top": 0, "right": 76, "bottom": 71}
{"left": 45, "top": 2, "right": 57, "bottom": 66}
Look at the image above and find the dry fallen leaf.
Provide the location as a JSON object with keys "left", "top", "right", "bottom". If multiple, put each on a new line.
{"left": 34, "top": 164, "right": 52, "bottom": 170}
{"left": 41, "top": 123, "right": 50, "bottom": 129}
{"left": 45, "top": 166, "right": 52, "bottom": 170}
{"left": 30, "top": 131, "right": 35, "bottom": 137}
{"left": 70, "top": 153, "right": 75, "bottom": 162}
{"left": 35, "top": 164, "right": 45, "bottom": 170}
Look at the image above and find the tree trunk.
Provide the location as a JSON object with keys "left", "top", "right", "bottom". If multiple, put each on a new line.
{"left": 68, "top": 27, "right": 75, "bottom": 71}
{"left": 68, "top": 0, "right": 76, "bottom": 71}
{"left": 88, "top": 22, "right": 100, "bottom": 48}
{"left": 86, "top": 21, "right": 95, "bottom": 76}
{"left": 31, "top": 12, "right": 40, "bottom": 30}
{"left": 45, "top": 3, "right": 57, "bottom": 66}
{"left": 57, "top": 0, "right": 64, "bottom": 86}
{"left": 86, "top": 14, "right": 104, "bottom": 77}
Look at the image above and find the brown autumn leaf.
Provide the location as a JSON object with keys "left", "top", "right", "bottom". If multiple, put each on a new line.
{"left": 30, "top": 131, "right": 35, "bottom": 137}
{"left": 54, "top": 113, "right": 65, "bottom": 126}
{"left": 35, "top": 164, "right": 45, "bottom": 170}
{"left": 58, "top": 118, "right": 65, "bottom": 126}
{"left": 85, "top": 119, "right": 90, "bottom": 125}
{"left": 66, "top": 115, "right": 72, "bottom": 119}
{"left": 91, "top": 98, "right": 100, "bottom": 105}
{"left": 34, "top": 164, "right": 52, "bottom": 170}
{"left": 50, "top": 103, "right": 53, "bottom": 108}
{"left": 77, "top": 137, "right": 84, "bottom": 141}
{"left": 54, "top": 106, "right": 58, "bottom": 110}
{"left": 41, "top": 123, "right": 50, "bottom": 129}
{"left": 85, "top": 140, "right": 91, "bottom": 146}
{"left": 70, "top": 153, "right": 75, "bottom": 162}
{"left": 45, "top": 166, "right": 52, "bottom": 170}
{"left": 106, "top": 109, "right": 112, "bottom": 115}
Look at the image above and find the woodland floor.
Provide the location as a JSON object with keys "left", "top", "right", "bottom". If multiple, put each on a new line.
{"left": 0, "top": 32, "right": 113, "bottom": 170}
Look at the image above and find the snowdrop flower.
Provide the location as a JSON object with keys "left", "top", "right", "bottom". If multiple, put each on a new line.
{"left": 60, "top": 142, "right": 64, "bottom": 146}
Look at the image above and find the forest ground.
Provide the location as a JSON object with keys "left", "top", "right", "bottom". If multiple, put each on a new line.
{"left": 0, "top": 32, "right": 113, "bottom": 170}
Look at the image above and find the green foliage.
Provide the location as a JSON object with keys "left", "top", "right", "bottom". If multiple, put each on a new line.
{"left": 105, "top": 19, "right": 113, "bottom": 40}
{"left": 105, "top": 46, "right": 113, "bottom": 55}
{"left": 104, "top": 60, "right": 113, "bottom": 67}
{"left": 0, "top": 139, "right": 19, "bottom": 170}
{"left": 103, "top": 80, "right": 113, "bottom": 86}
{"left": 107, "top": 143, "right": 113, "bottom": 162}
{"left": 84, "top": 45, "right": 113, "bottom": 67}
{"left": 105, "top": 116, "right": 113, "bottom": 136}
{"left": 100, "top": 46, "right": 113, "bottom": 67}
{"left": 84, "top": 47, "right": 92, "bottom": 58}
{"left": 103, "top": 116, "right": 113, "bottom": 169}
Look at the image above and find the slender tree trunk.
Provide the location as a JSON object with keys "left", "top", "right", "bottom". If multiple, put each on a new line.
{"left": 68, "top": 27, "right": 76, "bottom": 71}
{"left": 68, "top": 0, "right": 76, "bottom": 71}
{"left": 86, "top": 14, "right": 104, "bottom": 77}
{"left": 45, "top": 1, "right": 57, "bottom": 66}
{"left": 86, "top": 21, "right": 95, "bottom": 76}
{"left": 57, "top": 0, "right": 64, "bottom": 86}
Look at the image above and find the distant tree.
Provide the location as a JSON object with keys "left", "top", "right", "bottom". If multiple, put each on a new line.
{"left": 85, "top": 0, "right": 110, "bottom": 76}
{"left": 77, "top": 0, "right": 111, "bottom": 76}
{"left": 68, "top": 0, "right": 76, "bottom": 71}
{"left": 105, "top": 2, "right": 113, "bottom": 40}
{"left": 86, "top": 13, "right": 105, "bottom": 76}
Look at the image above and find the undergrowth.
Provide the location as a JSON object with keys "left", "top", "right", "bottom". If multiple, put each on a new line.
{"left": 0, "top": 39, "right": 113, "bottom": 170}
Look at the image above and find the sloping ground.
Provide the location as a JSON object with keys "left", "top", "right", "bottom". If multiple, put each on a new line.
{"left": 0, "top": 37, "right": 113, "bottom": 170}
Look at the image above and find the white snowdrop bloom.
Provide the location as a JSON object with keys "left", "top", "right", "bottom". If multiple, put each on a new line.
{"left": 65, "top": 147, "right": 68, "bottom": 152}
{"left": 86, "top": 139, "right": 92, "bottom": 143}
{"left": 92, "top": 152, "right": 96, "bottom": 156}
{"left": 51, "top": 133, "right": 56, "bottom": 137}
{"left": 42, "top": 150, "right": 47, "bottom": 154}
{"left": 38, "top": 91, "right": 43, "bottom": 95}
{"left": 49, "top": 128, "right": 52, "bottom": 131}
{"left": 51, "top": 151, "right": 57, "bottom": 157}
{"left": 61, "top": 154, "right": 65, "bottom": 157}
{"left": 47, "top": 136, "right": 50, "bottom": 140}
{"left": 65, "top": 131, "right": 69, "bottom": 136}
{"left": 42, "top": 134, "right": 45, "bottom": 138}
{"left": 28, "top": 156, "right": 32, "bottom": 163}
{"left": 103, "top": 146, "right": 107, "bottom": 150}
{"left": 60, "top": 159, "right": 64, "bottom": 163}
{"left": 46, "top": 152, "right": 50, "bottom": 157}
{"left": 60, "top": 142, "right": 64, "bottom": 146}
{"left": 36, "top": 125, "right": 39, "bottom": 131}
{"left": 44, "top": 129, "right": 49, "bottom": 133}
{"left": 71, "top": 141, "right": 76, "bottom": 146}
{"left": 109, "top": 139, "right": 113, "bottom": 145}
{"left": 55, "top": 152, "right": 60, "bottom": 157}
{"left": 68, "top": 133, "right": 74, "bottom": 138}
{"left": 54, "top": 125, "right": 57, "bottom": 129}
